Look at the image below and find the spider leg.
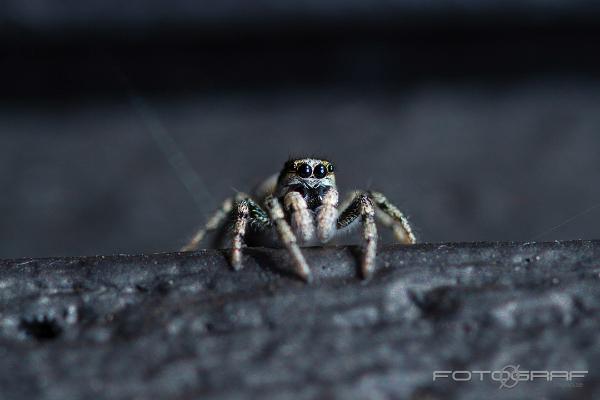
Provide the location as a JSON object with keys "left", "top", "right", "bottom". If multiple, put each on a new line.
{"left": 230, "top": 197, "right": 269, "bottom": 270}
{"left": 283, "top": 191, "right": 315, "bottom": 243}
{"left": 316, "top": 188, "right": 339, "bottom": 243}
{"left": 369, "top": 191, "right": 417, "bottom": 244}
{"left": 337, "top": 192, "right": 378, "bottom": 279}
{"left": 338, "top": 190, "right": 361, "bottom": 213}
{"left": 181, "top": 192, "right": 249, "bottom": 251}
{"left": 264, "top": 195, "right": 312, "bottom": 282}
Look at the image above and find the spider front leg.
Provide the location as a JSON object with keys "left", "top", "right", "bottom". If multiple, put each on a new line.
{"left": 283, "top": 191, "right": 315, "bottom": 243}
{"left": 283, "top": 188, "right": 339, "bottom": 244}
{"left": 316, "top": 188, "right": 339, "bottom": 243}
{"left": 338, "top": 193, "right": 378, "bottom": 279}
{"left": 264, "top": 195, "right": 312, "bottom": 282}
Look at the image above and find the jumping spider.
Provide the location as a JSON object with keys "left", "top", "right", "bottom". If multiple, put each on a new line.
{"left": 181, "top": 158, "right": 416, "bottom": 281}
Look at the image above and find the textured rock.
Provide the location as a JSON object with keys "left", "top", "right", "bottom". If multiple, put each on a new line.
{"left": 0, "top": 240, "right": 598, "bottom": 399}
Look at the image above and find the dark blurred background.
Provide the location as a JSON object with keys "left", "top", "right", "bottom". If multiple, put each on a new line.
{"left": 1, "top": 1, "right": 600, "bottom": 258}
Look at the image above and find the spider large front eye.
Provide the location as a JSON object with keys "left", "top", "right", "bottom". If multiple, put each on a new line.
{"left": 297, "top": 163, "right": 312, "bottom": 178}
{"left": 313, "top": 164, "right": 327, "bottom": 179}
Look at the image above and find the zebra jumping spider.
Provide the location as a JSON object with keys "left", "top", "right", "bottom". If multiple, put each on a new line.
{"left": 181, "top": 158, "right": 416, "bottom": 281}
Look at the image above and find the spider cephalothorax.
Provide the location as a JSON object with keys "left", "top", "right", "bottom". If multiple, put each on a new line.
{"left": 182, "top": 157, "right": 416, "bottom": 282}
{"left": 276, "top": 158, "right": 336, "bottom": 209}
{"left": 275, "top": 158, "right": 339, "bottom": 245}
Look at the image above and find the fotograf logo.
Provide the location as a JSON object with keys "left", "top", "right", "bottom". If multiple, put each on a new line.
{"left": 433, "top": 365, "right": 587, "bottom": 389}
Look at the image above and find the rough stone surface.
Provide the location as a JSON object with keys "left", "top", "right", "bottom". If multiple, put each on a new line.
{"left": 0, "top": 240, "right": 598, "bottom": 399}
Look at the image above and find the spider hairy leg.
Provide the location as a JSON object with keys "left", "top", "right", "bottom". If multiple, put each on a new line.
{"left": 369, "top": 191, "right": 416, "bottom": 244}
{"left": 231, "top": 200, "right": 249, "bottom": 270}
{"left": 284, "top": 191, "right": 315, "bottom": 243}
{"left": 338, "top": 190, "right": 361, "bottom": 216}
{"left": 230, "top": 198, "right": 269, "bottom": 270}
{"left": 316, "top": 188, "right": 339, "bottom": 243}
{"left": 337, "top": 193, "right": 378, "bottom": 279}
{"left": 359, "top": 195, "right": 378, "bottom": 278}
{"left": 181, "top": 193, "right": 247, "bottom": 251}
{"left": 265, "top": 195, "right": 312, "bottom": 282}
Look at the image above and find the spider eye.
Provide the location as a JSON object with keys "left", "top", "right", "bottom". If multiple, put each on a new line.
{"left": 314, "top": 164, "right": 327, "bottom": 179}
{"left": 327, "top": 164, "right": 334, "bottom": 173}
{"left": 297, "top": 163, "right": 312, "bottom": 178}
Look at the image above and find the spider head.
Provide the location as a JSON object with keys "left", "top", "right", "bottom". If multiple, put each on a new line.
{"left": 276, "top": 158, "right": 337, "bottom": 210}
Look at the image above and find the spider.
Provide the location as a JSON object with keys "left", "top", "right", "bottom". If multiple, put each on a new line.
{"left": 181, "top": 158, "right": 416, "bottom": 281}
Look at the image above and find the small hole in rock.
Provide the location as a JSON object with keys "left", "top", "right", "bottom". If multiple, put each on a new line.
{"left": 154, "top": 281, "right": 172, "bottom": 294}
{"left": 20, "top": 316, "right": 63, "bottom": 341}
{"left": 135, "top": 284, "right": 149, "bottom": 293}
